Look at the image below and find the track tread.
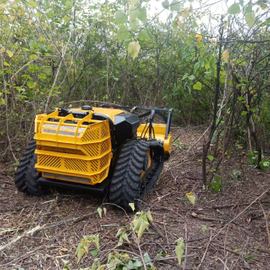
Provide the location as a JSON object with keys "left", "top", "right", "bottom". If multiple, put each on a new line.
{"left": 109, "top": 139, "right": 164, "bottom": 211}
{"left": 14, "top": 140, "right": 36, "bottom": 192}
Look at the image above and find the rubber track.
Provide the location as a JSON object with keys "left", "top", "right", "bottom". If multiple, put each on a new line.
{"left": 14, "top": 140, "right": 36, "bottom": 192}
{"left": 109, "top": 139, "right": 164, "bottom": 211}
{"left": 27, "top": 154, "right": 43, "bottom": 196}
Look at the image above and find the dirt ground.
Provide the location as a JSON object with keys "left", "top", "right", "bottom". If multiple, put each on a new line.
{"left": 0, "top": 127, "right": 270, "bottom": 270}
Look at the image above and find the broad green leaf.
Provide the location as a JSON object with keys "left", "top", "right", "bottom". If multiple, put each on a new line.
{"left": 6, "top": 50, "right": 13, "bottom": 57}
{"left": 117, "top": 25, "right": 131, "bottom": 41}
{"left": 194, "top": 62, "right": 200, "bottom": 73}
{"left": 124, "top": 39, "right": 133, "bottom": 50}
{"left": 28, "top": 0, "right": 37, "bottom": 7}
{"left": 76, "top": 244, "right": 86, "bottom": 263}
{"left": 138, "top": 29, "right": 150, "bottom": 40}
{"left": 90, "top": 258, "right": 100, "bottom": 270}
{"left": 90, "top": 249, "right": 99, "bottom": 256}
{"left": 162, "top": 0, "right": 169, "bottom": 9}
{"left": 138, "top": 7, "right": 147, "bottom": 22}
{"left": 193, "top": 82, "right": 202, "bottom": 90}
{"left": 241, "top": 111, "right": 248, "bottom": 116}
{"left": 114, "top": 10, "right": 128, "bottom": 24}
{"left": 130, "top": 9, "right": 139, "bottom": 20}
{"left": 245, "top": 12, "right": 255, "bottom": 28}
{"left": 188, "top": 75, "right": 195, "bottom": 80}
{"left": 175, "top": 238, "right": 185, "bottom": 265}
{"left": 186, "top": 192, "right": 196, "bottom": 205}
{"left": 129, "top": 203, "right": 135, "bottom": 211}
{"left": 207, "top": 155, "right": 214, "bottom": 161}
{"left": 222, "top": 49, "right": 229, "bottom": 62}
{"left": 0, "top": 98, "right": 5, "bottom": 105}
{"left": 130, "top": 18, "right": 140, "bottom": 31}
{"left": 245, "top": 4, "right": 252, "bottom": 13}
{"left": 137, "top": 219, "right": 149, "bottom": 240}
{"left": 92, "top": 235, "right": 99, "bottom": 250}
{"left": 227, "top": 3, "right": 240, "bottom": 14}
{"left": 4, "top": 62, "right": 10, "bottom": 66}
{"left": 38, "top": 73, "right": 47, "bottom": 80}
{"left": 128, "top": 41, "right": 141, "bottom": 59}
{"left": 209, "top": 55, "right": 215, "bottom": 70}
{"left": 27, "top": 81, "right": 35, "bottom": 89}
{"left": 171, "top": 0, "right": 181, "bottom": 11}
{"left": 97, "top": 207, "right": 102, "bottom": 218}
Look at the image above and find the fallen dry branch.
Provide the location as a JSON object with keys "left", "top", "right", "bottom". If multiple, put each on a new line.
{"left": 212, "top": 189, "right": 269, "bottom": 240}
{"left": 0, "top": 225, "right": 44, "bottom": 253}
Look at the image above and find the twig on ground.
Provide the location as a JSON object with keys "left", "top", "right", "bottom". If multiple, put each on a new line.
{"left": 259, "top": 201, "right": 270, "bottom": 245}
{"left": 212, "top": 189, "right": 269, "bottom": 240}
{"left": 197, "top": 231, "right": 213, "bottom": 270}
{"left": 0, "top": 225, "right": 44, "bottom": 253}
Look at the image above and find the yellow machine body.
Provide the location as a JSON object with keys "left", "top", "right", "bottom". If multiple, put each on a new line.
{"left": 34, "top": 107, "right": 172, "bottom": 186}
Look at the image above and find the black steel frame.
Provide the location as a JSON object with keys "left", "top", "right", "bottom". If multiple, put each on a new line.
{"left": 99, "top": 104, "right": 173, "bottom": 139}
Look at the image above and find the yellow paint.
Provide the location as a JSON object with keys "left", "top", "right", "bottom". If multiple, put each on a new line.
{"left": 34, "top": 107, "right": 172, "bottom": 186}
{"left": 34, "top": 110, "right": 112, "bottom": 185}
{"left": 137, "top": 123, "right": 172, "bottom": 155}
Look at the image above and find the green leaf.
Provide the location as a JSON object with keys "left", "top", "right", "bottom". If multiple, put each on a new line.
{"left": 193, "top": 81, "right": 202, "bottom": 90}
{"left": 175, "top": 238, "right": 185, "bottom": 265}
{"left": 76, "top": 245, "right": 86, "bottom": 263}
{"left": 38, "top": 73, "right": 47, "bottom": 80}
{"left": 193, "top": 62, "right": 200, "bottom": 73}
{"left": 207, "top": 155, "right": 214, "bottom": 161}
{"left": 171, "top": 0, "right": 181, "bottom": 11}
{"left": 124, "top": 39, "right": 133, "bottom": 50}
{"left": 130, "top": 18, "right": 140, "bottom": 31}
{"left": 28, "top": 0, "right": 37, "bottom": 7}
{"left": 137, "top": 219, "right": 149, "bottom": 240}
{"left": 27, "top": 81, "right": 35, "bottom": 89}
{"left": 227, "top": 3, "right": 240, "bottom": 14}
{"left": 90, "top": 249, "right": 99, "bottom": 256}
{"left": 202, "top": 225, "right": 208, "bottom": 232}
{"left": 138, "top": 29, "right": 150, "bottom": 40}
{"left": 117, "top": 25, "right": 131, "bottom": 41}
{"left": 97, "top": 207, "right": 102, "bottom": 218}
{"left": 4, "top": 62, "right": 10, "bottom": 66}
{"left": 138, "top": 7, "right": 147, "bottom": 22}
{"left": 162, "top": 0, "right": 170, "bottom": 9}
{"left": 6, "top": 50, "right": 13, "bottom": 57}
{"left": 245, "top": 12, "right": 255, "bottom": 28}
{"left": 146, "top": 210, "right": 153, "bottom": 222}
{"left": 245, "top": 4, "right": 252, "bottom": 13}
{"left": 186, "top": 192, "right": 196, "bottom": 205}
{"left": 128, "top": 41, "right": 141, "bottom": 59}
{"left": 130, "top": 0, "right": 138, "bottom": 5}
{"left": 130, "top": 9, "right": 139, "bottom": 20}
{"left": 241, "top": 111, "right": 248, "bottom": 116}
{"left": 188, "top": 75, "right": 195, "bottom": 80}
{"left": 114, "top": 10, "right": 128, "bottom": 24}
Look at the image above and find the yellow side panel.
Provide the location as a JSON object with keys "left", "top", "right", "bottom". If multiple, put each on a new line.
{"left": 34, "top": 115, "right": 113, "bottom": 185}
{"left": 137, "top": 123, "right": 172, "bottom": 155}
